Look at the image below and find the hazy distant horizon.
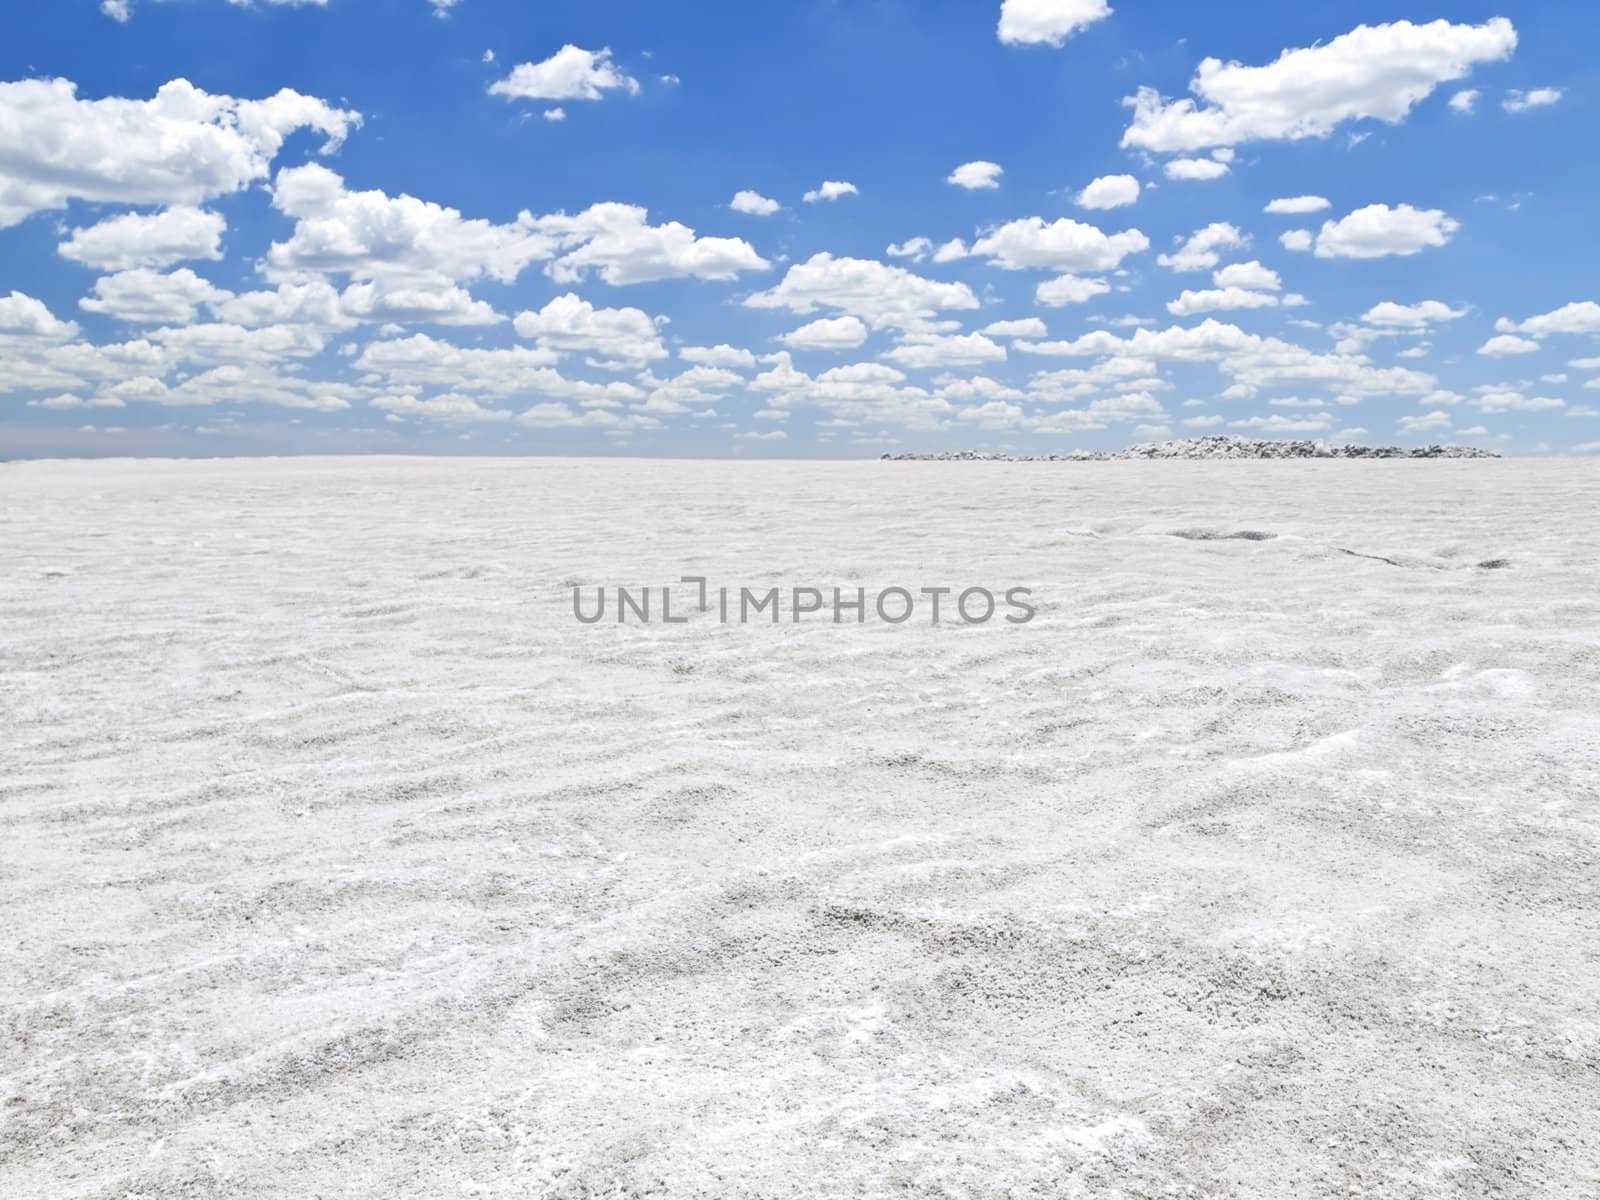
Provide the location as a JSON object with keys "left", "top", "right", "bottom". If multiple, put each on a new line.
{"left": 0, "top": 422, "right": 1568, "bottom": 464}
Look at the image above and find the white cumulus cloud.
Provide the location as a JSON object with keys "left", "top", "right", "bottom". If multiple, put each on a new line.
{"left": 58, "top": 206, "right": 226, "bottom": 271}
{"left": 79, "top": 268, "right": 231, "bottom": 325}
{"left": 0, "top": 77, "right": 359, "bottom": 228}
{"left": 886, "top": 237, "right": 933, "bottom": 261}
{"left": 1076, "top": 174, "right": 1140, "bottom": 209}
{"left": 883, "top": 332, "right": 1007, "bottom": 369}
{"left": 1157, "top": 222, "right": 1247, "bottom": 272}
{"left": 339, "top": 281, "right": 502, "bottom": 327}
{"left": 1121, "top": 18, "right": 1517, "bottom": 154}
{"left": 779, "top": 316, "right": 870, "bottom": 351}
{"left": 1035, "top": 275, "right": 1111, "bottom": 307}
{"left": 1501, "top": 302, "right": 1600, "bottom": 338}
{"left": 1476, "top": 334, "right": 1541, "bottom": 357}
{"left": 512, "top": 293, "right": 666, "bottom": 367}
{"left": 267, "top": 163, "right": 554, "bottom": 285}
{"left": 968, "top": 216, "right": 1149, "bottom": 272}
{"left": 981, "top": 317, "right": 1049, "bottom": 339}
{"left": 1313, "top": 204, "right": 1459, "bottom": 259}
{"left": 267, "top": 165, "right": 768, "bottom": 289}
{"left": 1167, "top": 287, "right": 1282, "bottom": 317}
{"left": 803, "top": 180, "right": 860, "bottom": 204}
{"left": 1163, "top": 157, "right": 1229, "bottom": 181}
{"left": 1264, "top": 195, "right": 1330, "bottom": 215}
{"left": 998, "top": 0, "right": 1112, "bottom": 47}
{"left": 744, "top": 253, "right": 979, "bottom": 330}
{"left": 731, "top": 190, "right": 780, "bottom": 216}
{"left": 103, "top": 0, "right": 329, "bottom": 20}
{"left": 374, "top": 392, "right": 513, "bottom": 424}
{"left": 679, "top": 344, "right": 757, "bottom": 369}
{"left": 948, "top": 161, "right": 1004, "bottom": 190}
{"left": 539, "top": 203, "right": 770, "bottom": 286}
{"left": 1361, "top": 300, "right": 1469, "bottom": 327}
{"left": 1503, "top": 87, "right": 1563, "bottom": 113}
{"left": 490, "top": 46, "right": 640, "bottom": 102}
{"left": 1, "top": 290, "right": 80, "bottom": 340}
{"left": 1213, "top": 261, "right": 1281, "bottom": 291}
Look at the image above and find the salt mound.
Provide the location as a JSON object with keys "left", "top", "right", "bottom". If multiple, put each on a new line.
{"left": 882, "top": 435, "right": 1500, "bottom": 461}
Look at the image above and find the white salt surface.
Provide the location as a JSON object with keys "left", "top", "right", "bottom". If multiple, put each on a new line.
{"left": 2, "top": 456, "right": 1598, "bottom": 1197}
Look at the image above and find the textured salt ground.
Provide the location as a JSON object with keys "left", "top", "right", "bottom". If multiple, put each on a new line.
{"left": 1, "top": 457, "right": 1598, "bottom": 1199}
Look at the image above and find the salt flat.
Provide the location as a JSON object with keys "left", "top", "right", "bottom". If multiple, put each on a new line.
{"left": 2, "top": 456, "right": 1598, "bottom": 1199}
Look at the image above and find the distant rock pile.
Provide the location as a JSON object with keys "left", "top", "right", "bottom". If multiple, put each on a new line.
{"left": 881, "top": 436, "right": 1500, "bottom": 462}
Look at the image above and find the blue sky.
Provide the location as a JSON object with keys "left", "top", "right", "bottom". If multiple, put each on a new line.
{"left": 2, "top": 0, "right": 1598, "bottom": 457}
